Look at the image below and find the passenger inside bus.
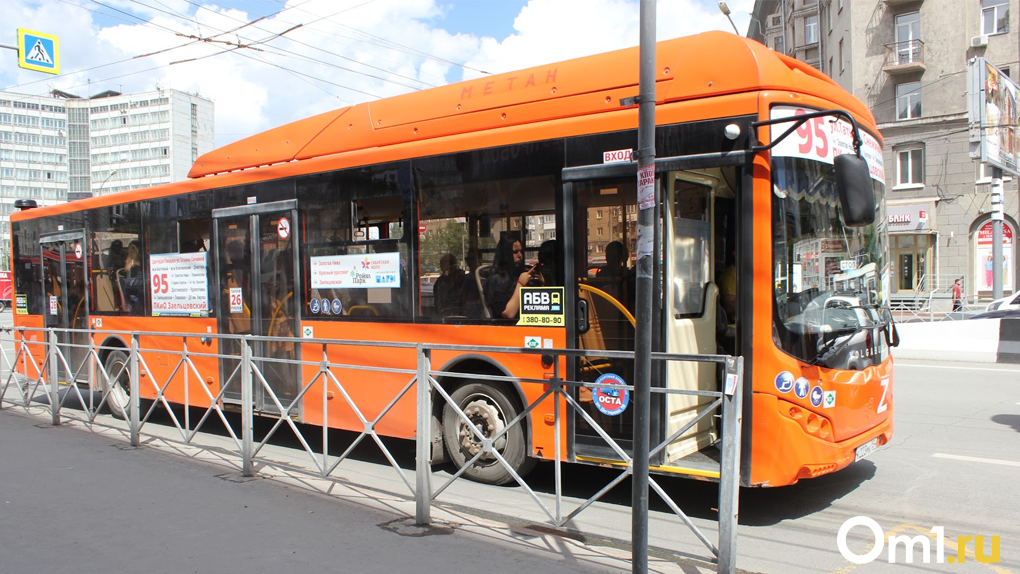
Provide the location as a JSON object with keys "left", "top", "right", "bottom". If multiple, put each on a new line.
{"left": 538, "top": 239, "right": 557, "bottom": 286}
{"left": 485, "top": 235, "right": 543, "bottom": 319}
{"left": 433, "top": 253, "right": 468, "bottom": 316}
{"left": 117, "top": 241, "right": 143, "bottom": 314}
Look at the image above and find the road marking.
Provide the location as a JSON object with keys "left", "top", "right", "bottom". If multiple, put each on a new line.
{"left": 896, "top": 362, "right": 1020, "bottom": 373}
{"left": 933, "top": 453, "right": 1020, "bottom": 467}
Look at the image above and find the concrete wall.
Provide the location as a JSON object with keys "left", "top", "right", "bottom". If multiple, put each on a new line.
{"left": 894, "top": 319, "right": 1001, "bottom": 362}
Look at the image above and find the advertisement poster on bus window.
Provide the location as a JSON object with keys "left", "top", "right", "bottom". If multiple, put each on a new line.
{"left": 310, "top": 252, "right": 401, "bottom": 289}
{"left": 769, "top": 106, "right": 885, "bottom": 182}
{"left": 149, "top": 252, "right": 210, "bottom": 316}
{"left": 968, "top": 58, "right": 1020, "bottom": 177}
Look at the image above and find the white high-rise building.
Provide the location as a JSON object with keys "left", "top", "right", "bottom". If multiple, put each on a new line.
{"left": 81, "top": 89, "right": 214, "bottom": 196}
{"left": 0, "top": 88, "right": 214, "bottom": 266}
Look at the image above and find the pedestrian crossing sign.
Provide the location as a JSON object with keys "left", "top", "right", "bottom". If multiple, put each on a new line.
{"left": 17, "top": 29, "right": 60, "bottom": 75}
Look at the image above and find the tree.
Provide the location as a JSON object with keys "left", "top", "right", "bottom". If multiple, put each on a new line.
{"left": 420, "top": 218, "right": 468, "bottom": 272}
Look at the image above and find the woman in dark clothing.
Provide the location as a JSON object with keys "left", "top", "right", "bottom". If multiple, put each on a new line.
{"left": 486, "top": 235, "right": 540, "bottom": 319}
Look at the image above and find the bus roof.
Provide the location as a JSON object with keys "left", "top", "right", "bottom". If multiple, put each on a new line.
{"left": 13, "top": 31, "right": 876, "bottom": 222}
{"left": 189, "top": 31, "right": 874, "bottom": 179}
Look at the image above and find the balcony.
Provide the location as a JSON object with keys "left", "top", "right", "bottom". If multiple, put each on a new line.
{"left": 883, "top": 0, "right": 922, "bottom": 6}
{"left": 883, "top": 39, "right": 926, "bottom": 75}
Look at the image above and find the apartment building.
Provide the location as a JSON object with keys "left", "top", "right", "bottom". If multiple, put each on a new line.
{"left": 749, "top": 0, "right": 1019, "bottom": 302}
{"left": 0, "top": 88, "right": 214, "bottom": 267}
{"left": 83, "top": 89, "right": 214, "bottom": 197}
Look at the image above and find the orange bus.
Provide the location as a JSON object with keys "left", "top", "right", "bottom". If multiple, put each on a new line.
{"left": 10, "top": 31, "right": 894, "bottom": 487}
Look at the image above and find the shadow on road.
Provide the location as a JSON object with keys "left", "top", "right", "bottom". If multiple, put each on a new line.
{"left": 24, "top": 387, "right": 878, "bottom": 528}
{"left": 991, "top": 413, "right": 1020, "bottom": 433}
{"left": 736, "top": 461, "right": 876, "bottom": 526}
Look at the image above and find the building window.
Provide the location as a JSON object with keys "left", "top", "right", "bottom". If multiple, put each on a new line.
{"left": 977, "top": 162, "right": 1014, "bottom": 182}
{"left": 770, "top": 14, "right": 782, "bottom": 27}
{"left": 805, "top": 15, "right": 819, "bottom": 44}
{"left": 839, "top": 38, "right": 845, "bottom": 72}
{"left": 896, "top": 82, "right": 922, "bottom": 120}
{"left": 895, "top": 12, "right": 921, "bottom": 64}
{"left": 827, "top": 3, "right": 833, "bottom": 33}
{"left": 897, "top": 148, "right": 924, "bottom": 186}
{"left": 829, "top": 57, "right": 834, "bottom": 75}
{"left": 775, "top": 36, "right": 785, "bottom": 54}
{"left": 838, "top": 0, "right": 844, "bottom": 12}
{"left": 982, "top": 0, "right": 1009, "bottom": 35}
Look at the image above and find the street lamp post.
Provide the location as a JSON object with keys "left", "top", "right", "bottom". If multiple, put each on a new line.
{"left": 98, "top": 170, "right": 118, "bottom": 196}
{"left": 718, "top": 1, "right": 740, "bottom": 35}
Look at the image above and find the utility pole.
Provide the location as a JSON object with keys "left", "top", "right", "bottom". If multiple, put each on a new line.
{"left": 632, "top": 0, "right": 656, "bottom": 573}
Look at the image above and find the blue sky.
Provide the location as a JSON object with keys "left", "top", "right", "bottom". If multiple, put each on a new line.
{"left": 3, "top": 0, "right": 754, "bottom": 147}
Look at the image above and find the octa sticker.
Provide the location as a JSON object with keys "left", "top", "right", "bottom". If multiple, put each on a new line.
{"left": 593, "top": 373, "right": 629, "bottom": 416}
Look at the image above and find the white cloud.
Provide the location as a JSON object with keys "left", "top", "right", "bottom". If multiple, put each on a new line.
{"left": 2, "top": 0, "right": 758, "bottom": 147}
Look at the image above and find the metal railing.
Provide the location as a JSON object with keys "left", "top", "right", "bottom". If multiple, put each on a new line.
{"left": 883, "top": 39, "right": 925, "bottom": 69}
{"left": 0, "top": 325, "right": 743, "bottom": 573}
{"left": 890, "top": 274, "right": 977, "bottom": 322}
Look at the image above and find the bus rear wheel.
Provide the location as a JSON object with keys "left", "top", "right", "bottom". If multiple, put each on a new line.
{"left": 102, "top": 349, "right": 131, "bottom": 420}
{"left": 442, "top": 383, "right": 534, "bottom": 486}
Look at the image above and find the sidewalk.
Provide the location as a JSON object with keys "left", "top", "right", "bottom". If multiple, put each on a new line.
{"left": 0, "top": 407, "right": 710, "bottom": 574}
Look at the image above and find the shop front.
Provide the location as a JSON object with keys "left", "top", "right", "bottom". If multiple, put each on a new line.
{"left": 974, "top": 219, "right": 1015, "bottom": 298}
{"left": 888, "top": 200, "right": 937, "bottom": 294}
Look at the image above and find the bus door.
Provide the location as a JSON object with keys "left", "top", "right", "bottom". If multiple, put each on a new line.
{"left": 213, "top": 201, "right": 301, "bottom": 414}
{"left": 39, "top": 231, "right": 89, "bottom": 385}
{"left": 564, "top": 169, "right": 732, "bottom": 467}
{"left": 565, "top": 176, "right": 639, "bottom": 461}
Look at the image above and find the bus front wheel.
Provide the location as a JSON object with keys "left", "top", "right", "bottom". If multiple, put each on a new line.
{"left": 102, "top": 349, "right": 131, "bottom": 420}
{"left": 442, "top": 383, "right": 534, "bottom": 485}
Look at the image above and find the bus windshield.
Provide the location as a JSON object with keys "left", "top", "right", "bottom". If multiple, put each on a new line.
{"left": 771, "top": 156, "right": 889, "bottom": 368}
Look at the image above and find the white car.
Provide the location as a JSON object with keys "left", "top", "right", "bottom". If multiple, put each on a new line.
{"left": 985, "top": 291, "right": 1020, "bottom": 312}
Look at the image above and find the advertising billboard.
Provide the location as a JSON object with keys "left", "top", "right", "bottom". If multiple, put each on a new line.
{"left": 969, "top": 57, "right": 1020, "bottom": 177}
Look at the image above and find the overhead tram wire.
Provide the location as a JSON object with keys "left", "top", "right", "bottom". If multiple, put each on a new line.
{"left": 4, "top": 14, "right": 275, "bottom": 93}
{"left": 230, "top": 48, "right": 383, "bottom": 100}
{"left": 11, "top": 1, "right": 428, "bottom": 97}
{"left": 55, "top": 0, "right": 184, "bottom": 36}
{"left": 166, "top": 0, "right": 439, "bottom": 89}
{"left": 195, "top": 0, "right": 485, "bottom": 80}
{"left": 86, "top": 0, "right": 185, "bottom": 35}
{"left": 121, "top": 0, "right": 436, "bottom": 90}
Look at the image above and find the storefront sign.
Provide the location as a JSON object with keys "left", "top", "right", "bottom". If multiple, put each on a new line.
{"left": 887, "top": 203, "right": 933, "bottom": 232}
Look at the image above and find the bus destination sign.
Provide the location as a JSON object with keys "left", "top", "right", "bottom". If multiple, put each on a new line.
{"left": 149, "top": 252, "right": 211, "bottom": 316}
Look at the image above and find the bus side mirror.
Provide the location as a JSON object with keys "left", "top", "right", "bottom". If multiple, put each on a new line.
{"left": 834, "top": 153, "right": 876, "bottom": 227}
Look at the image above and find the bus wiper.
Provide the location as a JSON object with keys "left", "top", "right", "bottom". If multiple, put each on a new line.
{"left": 811, "top": 325, "right": 867, "bottom": 367}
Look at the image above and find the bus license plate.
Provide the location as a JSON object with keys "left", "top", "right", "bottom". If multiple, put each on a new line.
{"left": 854, "top": 438, "right": 879, "bottom": 462}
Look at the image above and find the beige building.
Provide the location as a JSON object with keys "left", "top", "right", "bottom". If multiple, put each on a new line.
{"left": 750, "top": 0, "right": 1019, "bottom": 302}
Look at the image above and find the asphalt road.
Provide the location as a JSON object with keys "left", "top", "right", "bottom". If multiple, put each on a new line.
{"left": 1, "top": 309, "right": 1018, "bottom": 573}
{"left": 732, "top": 359, "right": 1020, "bottom": 574}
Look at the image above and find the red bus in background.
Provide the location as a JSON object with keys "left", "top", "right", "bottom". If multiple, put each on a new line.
{"left": 0, "top": 271, "right": 12, "bottom": 312}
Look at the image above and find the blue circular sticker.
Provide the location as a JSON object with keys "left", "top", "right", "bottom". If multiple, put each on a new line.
{"left": 775, "top": 371, "right": 794, "bottom": 393}
{"left": 794, "top": 377, "right": 810, "bottom": 399}
{"left": 332, "top": 298, "right": 343, "bottom": 315}
{"left": 593, "top": 373, "right": 629, "bottom": 417}
{"left": 309, "top": 298, "right": 320, "bottom": 314}
{"left": 810, "top": 385, "right": 823, "bottom": 408}
{"left": 321, "top": 297, "right": 331, "bottom": 315}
